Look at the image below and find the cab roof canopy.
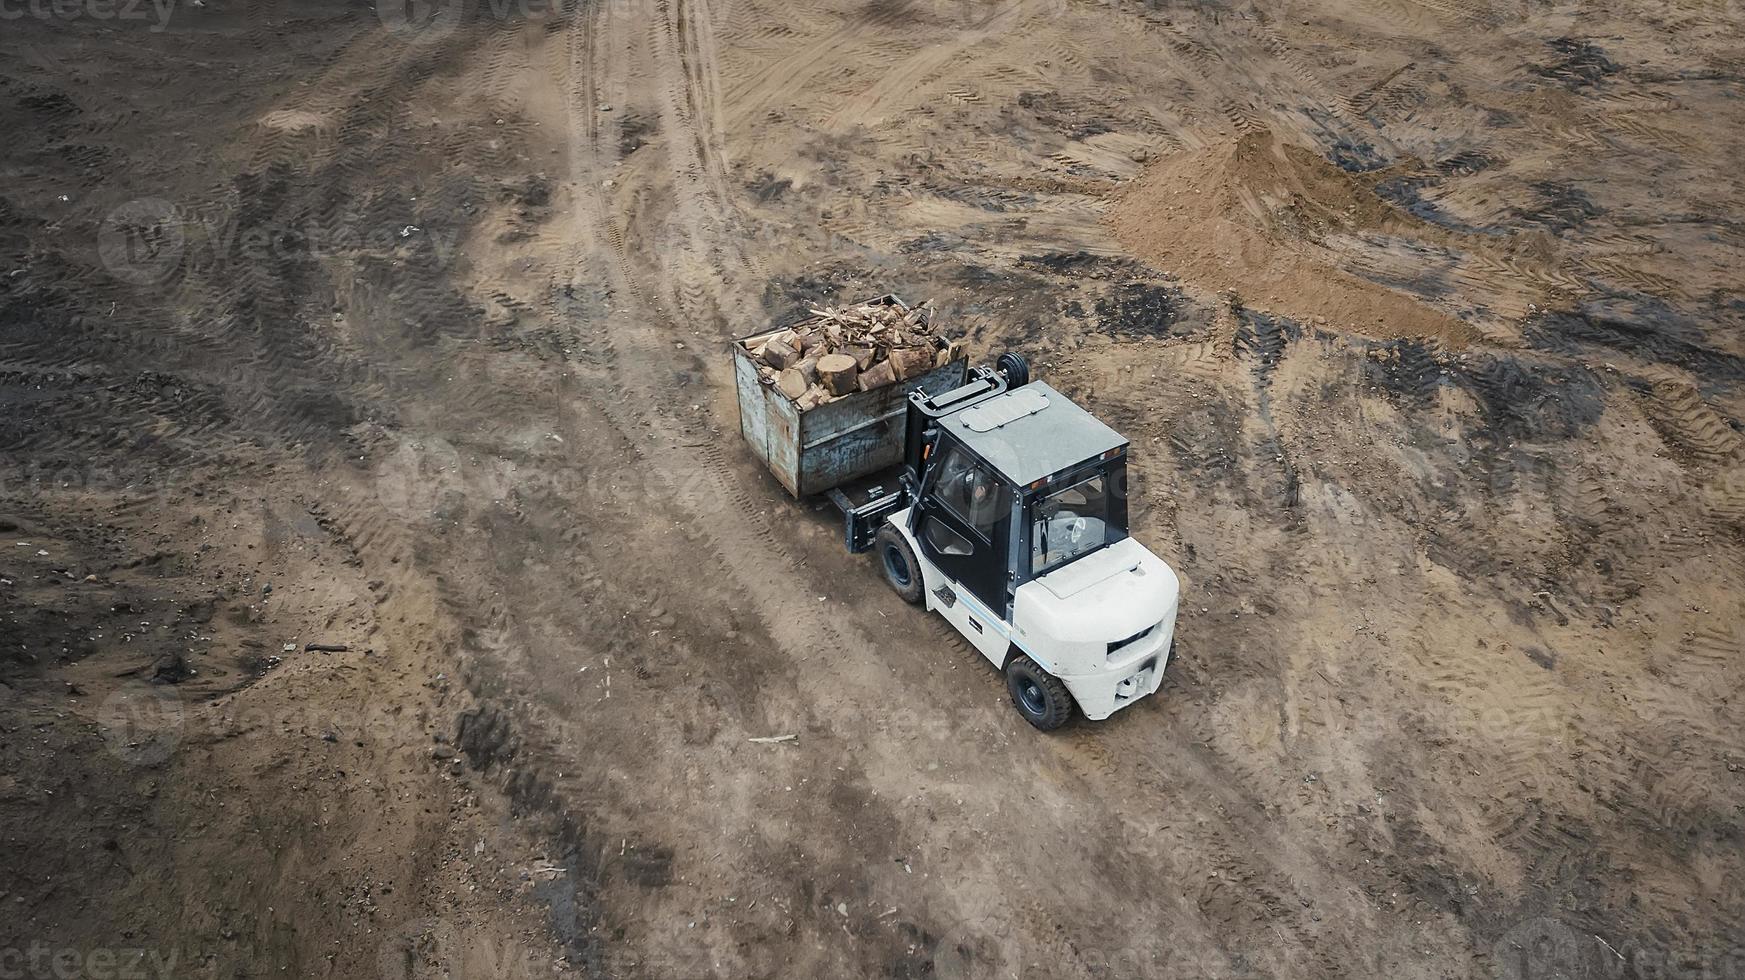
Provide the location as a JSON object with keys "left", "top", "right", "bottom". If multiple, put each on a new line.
{"left": 942, "top": 382, "right": 1126, "bottom": 487}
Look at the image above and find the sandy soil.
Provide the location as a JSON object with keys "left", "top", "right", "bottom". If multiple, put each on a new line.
{"left": 3, "top": 0, "right": 1743, "bottom": 977}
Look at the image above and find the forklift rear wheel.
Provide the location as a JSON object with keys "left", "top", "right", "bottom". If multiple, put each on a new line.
{"left": 875, "top": 525, "right": 924, "bottom": 605}
{"left": 1004, "top": 655, "right": 1074, "bottom": 731}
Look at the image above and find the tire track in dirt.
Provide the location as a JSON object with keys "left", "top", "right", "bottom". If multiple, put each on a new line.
{"left": 822, "top": 0, "right": 1044, "bottom": 133}
{"left": 549, "top": 12, "right": 1033, "bottom": 964}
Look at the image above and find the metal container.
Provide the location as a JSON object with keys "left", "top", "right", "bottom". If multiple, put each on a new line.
{"left": 733, "top": 296, "right": 968, "bottom": 497}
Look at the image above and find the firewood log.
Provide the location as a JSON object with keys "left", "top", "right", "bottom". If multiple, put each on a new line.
{"left": 777, "top": 367, "right": 810, "bottom": 399}
{"left": 816, "top": 353, "right": 860, "bottom": 396}
{"left": 843, "top": 344, "right": 876, "bottom": 371}
{"left": 857, "top": 359, "right": 897, "bottom": 391}
{"left": 762, "top": 337, "right": 800, "bottom": 370}
{"left": 889, "top": 345, "right": 934, "bottom": 381}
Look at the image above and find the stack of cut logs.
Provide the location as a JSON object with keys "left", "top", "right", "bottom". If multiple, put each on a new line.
{"left": 746, "top": 299, "right": 961, "bottom": 410}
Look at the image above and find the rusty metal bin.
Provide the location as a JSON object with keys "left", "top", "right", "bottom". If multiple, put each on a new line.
{"left": 733, "top": 297, "right": 968, "bottom": 497}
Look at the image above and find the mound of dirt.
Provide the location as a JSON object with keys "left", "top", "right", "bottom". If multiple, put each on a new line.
{"left": 1106, "top": 130, "right": 1479, "bottom": 346}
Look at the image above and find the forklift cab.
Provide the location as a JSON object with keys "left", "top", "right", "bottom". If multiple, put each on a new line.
{"left": 879, "top": 369, "right": 1179, "bottom": 730}
{"left": 908, "top": 384, "right": 1130, "bottom": 621}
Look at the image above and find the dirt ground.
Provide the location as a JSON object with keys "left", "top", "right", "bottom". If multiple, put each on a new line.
{"left": 3, "top": 0, "right": 1743, "bottom": 976}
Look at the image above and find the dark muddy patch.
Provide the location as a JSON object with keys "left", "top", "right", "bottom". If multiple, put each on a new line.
{"left": 1515, "top": 181, "right": 1603, "bottom": 234}
{"left": 617, "top": 114, "right": 654, "bottom": 156}
{"left": 1362, "top": 339, "right": 1606, "bottom": 445}
{"left": 1449, "top": 354, "right": 1606, "bottom": 444}
{"left": 15, "top": 87, "right": 81, "bottom": 126}
{"left": 1526, "top": 292, "right": 1745, "bottom": 382}
{"left": 857, "top": 0, "right": 914, "bottom": 25}
{"left": 1093, "top": 282, "right": 1191, "bottom": 338}
{"left": 456, "top": 701, "right": 611, "bottom": 967}
{"left": 1376, "top": 175, "right": 1493, "bottom": 235}
{"left": 926, "top": 182, "right": 1035, "bottom": 213}
{"left": 1360, "top": 337, "right": 1451, "bottom": 404}
{"left": 1534, "top": 37, "right": 1622, "bottom": 88}
{"left": 1327, "top": 137, "right": 1390, "bottom": 173}
{"left": 1017, "top": 250, "right": 1144, "bottom": 277}
{"left": 499, "top": 174, "right": 551, "bottom": 209}
{"left": 1435, "top": 150, "right": 1498, "bottom": 176}
{"left": 1235, "top": 309, "right": 1306, "bottom": 386}
{"left": 748, "top": 172, "right": 793, "bottom": 202}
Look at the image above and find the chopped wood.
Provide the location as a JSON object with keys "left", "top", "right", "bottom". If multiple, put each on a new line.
{"left": 889, "top": 345, "right": 934, "bottom": 381}
{"left": 777, "top": 367, "right": 810, "bottom": 399}
{"left": 816, "top": 353, "right": 859, "bottom": 396}
{"left": 795, "top": 386, "right": 831, "bottom": 411}
{"left": 762, "top": 337, "right": 800, "bottom": 370}
{"left": 857, "top": 359, "right": 897, "bottom": 391}
{"left": 753, "top": 297, "right": 957, "bottom": 406}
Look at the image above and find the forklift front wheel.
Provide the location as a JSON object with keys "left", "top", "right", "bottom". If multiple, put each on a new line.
{"left": 1004, "top": 655, "right": 1074, "bottom": 731}
{"left": 875, "top": 525, "right": 924, "bottom": 605}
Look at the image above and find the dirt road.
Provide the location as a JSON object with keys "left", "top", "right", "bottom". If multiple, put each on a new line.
{"left": 3, "top": 0, "right": 1742, "bottom": 976}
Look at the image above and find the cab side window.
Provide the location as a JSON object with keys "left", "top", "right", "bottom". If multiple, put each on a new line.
{"left": 932, "top": 446, "right": 1008, "bottom": 539}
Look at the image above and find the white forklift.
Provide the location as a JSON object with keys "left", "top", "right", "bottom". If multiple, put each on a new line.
{"left": 734, "top": 298, "right": 1179, "bottom": 730}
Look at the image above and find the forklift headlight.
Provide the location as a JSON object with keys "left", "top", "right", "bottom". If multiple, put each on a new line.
{"left": 1107, "top": 623, "right": 1156, "bottom": 659}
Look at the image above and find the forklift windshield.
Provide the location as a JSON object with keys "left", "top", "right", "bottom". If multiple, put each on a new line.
{"left": 1030, "top": 462, "right": 1127, "bottom": 574}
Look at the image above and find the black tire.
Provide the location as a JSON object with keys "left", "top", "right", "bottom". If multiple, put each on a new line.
{"left": 1004, "top": 655, "right": 1074, "bottom": 731}
{"left": 996, "top": 351, "right": 1030, "bottom": 388}
{"left": 875, "top": 524, "right": 924, "bottom": 605}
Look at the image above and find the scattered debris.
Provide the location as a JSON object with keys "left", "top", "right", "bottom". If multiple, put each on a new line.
{"left": 747, "top": 734, "right": 798, "bottom": 744}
